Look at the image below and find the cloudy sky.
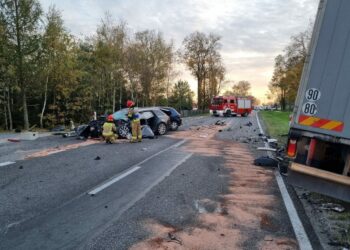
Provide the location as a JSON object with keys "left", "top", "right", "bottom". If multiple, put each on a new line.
{"left": 40, "top": 0, "right": 319, "bottom": 102}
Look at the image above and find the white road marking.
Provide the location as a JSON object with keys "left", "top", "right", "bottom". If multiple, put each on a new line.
{"left": 255, "top": 111, "right": 313, "bottom": 250}
{"left": 0, "top": 161, "right": 16, "bottom": 167}
{"left": 88, "top": 166, "right": 141, "bottom": 195}
{"left": 88, "top": 139, "right": 187, "bottom": 195}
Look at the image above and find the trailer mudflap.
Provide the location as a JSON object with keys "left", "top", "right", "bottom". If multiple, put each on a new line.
{"left": 287, "top": 162, "right": 350, "bottom": 202}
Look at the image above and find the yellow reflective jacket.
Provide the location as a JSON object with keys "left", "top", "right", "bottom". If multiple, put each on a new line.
{"left": 103, "top": 122, "right": 116, "bottom": 136}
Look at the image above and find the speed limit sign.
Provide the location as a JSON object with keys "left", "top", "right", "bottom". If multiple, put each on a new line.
{"left": 305, "top": 88, "right": 321, "bottom": 101}
{"left": 302, "top": 102, "right": 318, "bottom": 115}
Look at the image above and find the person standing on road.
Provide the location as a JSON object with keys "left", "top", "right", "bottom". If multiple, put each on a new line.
{"left": 127, "top": 100, "right": 142, "bottom": 143}
{"left": 102, "top": 115, "right": 117, "bottom": 144}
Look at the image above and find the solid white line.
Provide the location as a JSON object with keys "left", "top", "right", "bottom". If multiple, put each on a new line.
{"left": 88, "top": 166, "right": 141, "bottom": 195}
{"left": 255, "top": 111, "right": 313, "bottom": 250}
{"left": 0, "top": 161, "right": 16, "bottom": 167}
{"left": 275, "top": 171, "right": 313, "bottom": 250}
{"left": 88, "top": 139, "right": 187, "bottom": 195}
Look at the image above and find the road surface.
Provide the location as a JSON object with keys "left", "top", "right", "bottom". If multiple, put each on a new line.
{"left": 0, "top": 113, "right": 322, "bottom": 249}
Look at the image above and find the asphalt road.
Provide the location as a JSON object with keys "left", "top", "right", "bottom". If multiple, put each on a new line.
{"left": 0, "top": 114, "right": 321, "bottom": 250}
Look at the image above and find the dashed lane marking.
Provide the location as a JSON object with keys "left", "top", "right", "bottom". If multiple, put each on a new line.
{"left": 88, "top": 166, "right": 141, "bottom": 195}
{"left": 0, "top": 161, "right": 16, "bottom": 167}
{"left": 255, "top": 111, "right": 313, "bottom": 250}
{"left": 87, "top": 139, "right": 188, "bottom": 195}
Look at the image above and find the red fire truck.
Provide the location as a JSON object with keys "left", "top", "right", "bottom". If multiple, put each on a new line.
{"left": 209, "top": 96, "right": 253, "bottom": 117}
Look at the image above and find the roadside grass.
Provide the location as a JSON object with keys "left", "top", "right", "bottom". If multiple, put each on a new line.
{"left": 259, "top": 110, "right": 291, "bottom": 143}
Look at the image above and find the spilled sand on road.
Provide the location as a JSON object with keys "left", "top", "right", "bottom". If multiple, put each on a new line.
{"left": 25, "top": 140, "right": 102, "bottom": 158}
{"left": 131, "top": 124, "right": 298, "bottom": 250}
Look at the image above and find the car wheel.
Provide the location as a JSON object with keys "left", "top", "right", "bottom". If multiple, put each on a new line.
{"left": 170, "top": 121, "right": 179, "bottom": 131}
{"left": 119, "top": 124, "right": 130, "bottom": 138}
{"left": 157, "top": 122, "right": 167, "bottom": 135}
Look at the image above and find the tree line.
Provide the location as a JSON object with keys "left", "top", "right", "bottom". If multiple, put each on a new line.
{"left": 0, "top": 0, "right": 225, "bottom": 130}
{"left": 267, "top": 27, "right": 312, "bottom": 110}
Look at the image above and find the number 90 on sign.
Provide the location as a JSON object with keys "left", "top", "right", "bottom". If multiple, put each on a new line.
{"left": 302, "top": 102, "right": 318, "bottom": 115}
{"left": 305, "top": 88, "right": 321, "bottom": 101}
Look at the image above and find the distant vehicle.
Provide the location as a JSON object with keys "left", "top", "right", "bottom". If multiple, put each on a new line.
{"left": 159, "top": 107, "right": 182, "bottom": 131}
{"left": 113, "top": 107, "right": 170, "bottom": 137}
{"left": 287, "top": 0, "right": 350, "bottom": 202}
{"left": 209, "top": 96, "right": 253, "bottom": 117}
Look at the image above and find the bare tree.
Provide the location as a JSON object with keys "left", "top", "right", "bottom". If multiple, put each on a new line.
{"left": 180, "top": 32, "right": 224, "bottom": 110}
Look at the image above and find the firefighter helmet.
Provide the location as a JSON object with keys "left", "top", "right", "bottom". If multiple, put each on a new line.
{"left": 107, "top": 115, "right": 114, "bottom": 122}
{"left": 127, "top": 100, "right": 135, "bottom": 108}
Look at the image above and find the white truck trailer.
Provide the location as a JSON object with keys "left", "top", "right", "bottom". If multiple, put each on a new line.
{"left": 287, "top": 0, "right": 350, "bottom": 201}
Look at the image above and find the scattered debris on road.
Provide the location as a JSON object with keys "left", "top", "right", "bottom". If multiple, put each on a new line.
{"left": 215, "top": 120, "right": 226, "bottom": 126}
{"left": 7, "top": 139, "right": 20, "bottom": 143}
{"left": 167, "top": 232, "right": 182, "bottom": 245}
{"left": 254, "top": 156, "right": 279, "bottom": 167}
{"left": 131, "top": 121, "right": 297, "bottom": 250}
{"left": 244, "top": 121, "right": 253, "bottom": 127}
{"left": 94, "top": 156, "right": 101, "bottom": 160}
{"left": 320, "top": 203, "right": 345, "bottom": 213}
{"left": 25, "top": 140, "right": 101, "bottom": 159}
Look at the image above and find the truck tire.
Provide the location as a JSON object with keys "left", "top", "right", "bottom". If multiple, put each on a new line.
{"left": 241, "top": 112, "right": 248, "bottom": 117}
{"left": 224, "top": 110, "right": 231, "bottom": 117}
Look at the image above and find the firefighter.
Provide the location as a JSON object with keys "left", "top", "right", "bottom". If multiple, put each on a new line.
{"left": 127, "top": 100, "right": 142, "bottom": 142}
{"left": 102, "top": 115, "right": 117, "bottom": 144}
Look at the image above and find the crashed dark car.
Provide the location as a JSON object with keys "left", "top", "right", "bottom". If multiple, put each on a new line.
{"left": 113, "top": 107, "right": 170, "bottom": 138}
{"left": 76, "top": 116, "right": 106, "bottom": 139}
{"left": 159, "top": 107, "right": 182, "bottom": 131}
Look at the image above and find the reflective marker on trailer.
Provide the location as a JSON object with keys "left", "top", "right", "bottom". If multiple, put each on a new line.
{"left": 287, "top": 139, "right": 297, "bottom": 158}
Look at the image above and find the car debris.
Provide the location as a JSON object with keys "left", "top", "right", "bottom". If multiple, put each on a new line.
{"left": 51, "top": 125, "right": 65, "bottom": 132}
{"left": 257, "top": 147, "right": 277, "bottom": 152}
{"left": 8, "top": 139, "right": 20, "bottom": 142}
{"left": 254, "top": 156, "right": 279, "bottom": 167}
{"left": 215, "top": 120, "right": 226, "bottom": 126}
{"left": 62, "top": 131, "right": 77, "bottom": 138}
{"left": 267, "top": 138, "right": 277, "bottom": 143}
{"left": 244, "top": 121, "right": 253, "bottom": 127}
{"left": 320, "top": 203, "right": 345, "bottom": 213}
{"left": 167, "top": 232, "right": 182, "bottom": 245}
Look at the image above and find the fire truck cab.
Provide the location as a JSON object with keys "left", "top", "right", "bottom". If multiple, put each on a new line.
{"left": 209, "top": 96, "right": 252, "bottom": 117}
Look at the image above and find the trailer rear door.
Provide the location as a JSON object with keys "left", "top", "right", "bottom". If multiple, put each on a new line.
{"left": 292, "top": 0, "right": 350, "bottom": 140}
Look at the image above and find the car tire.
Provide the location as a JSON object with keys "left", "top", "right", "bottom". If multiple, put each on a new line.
{"left": 118, "top": 124, "right": 130, "bottom": 138}
{"left": 170, "top": 121, "right": 179, "bottom": 131}
{"left": 157, "top": 122, "right": 167, "bottom": 135}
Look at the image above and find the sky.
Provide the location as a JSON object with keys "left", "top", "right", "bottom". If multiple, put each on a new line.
{"left": 40, "top": 0, "right": 319, "bottom": 103}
